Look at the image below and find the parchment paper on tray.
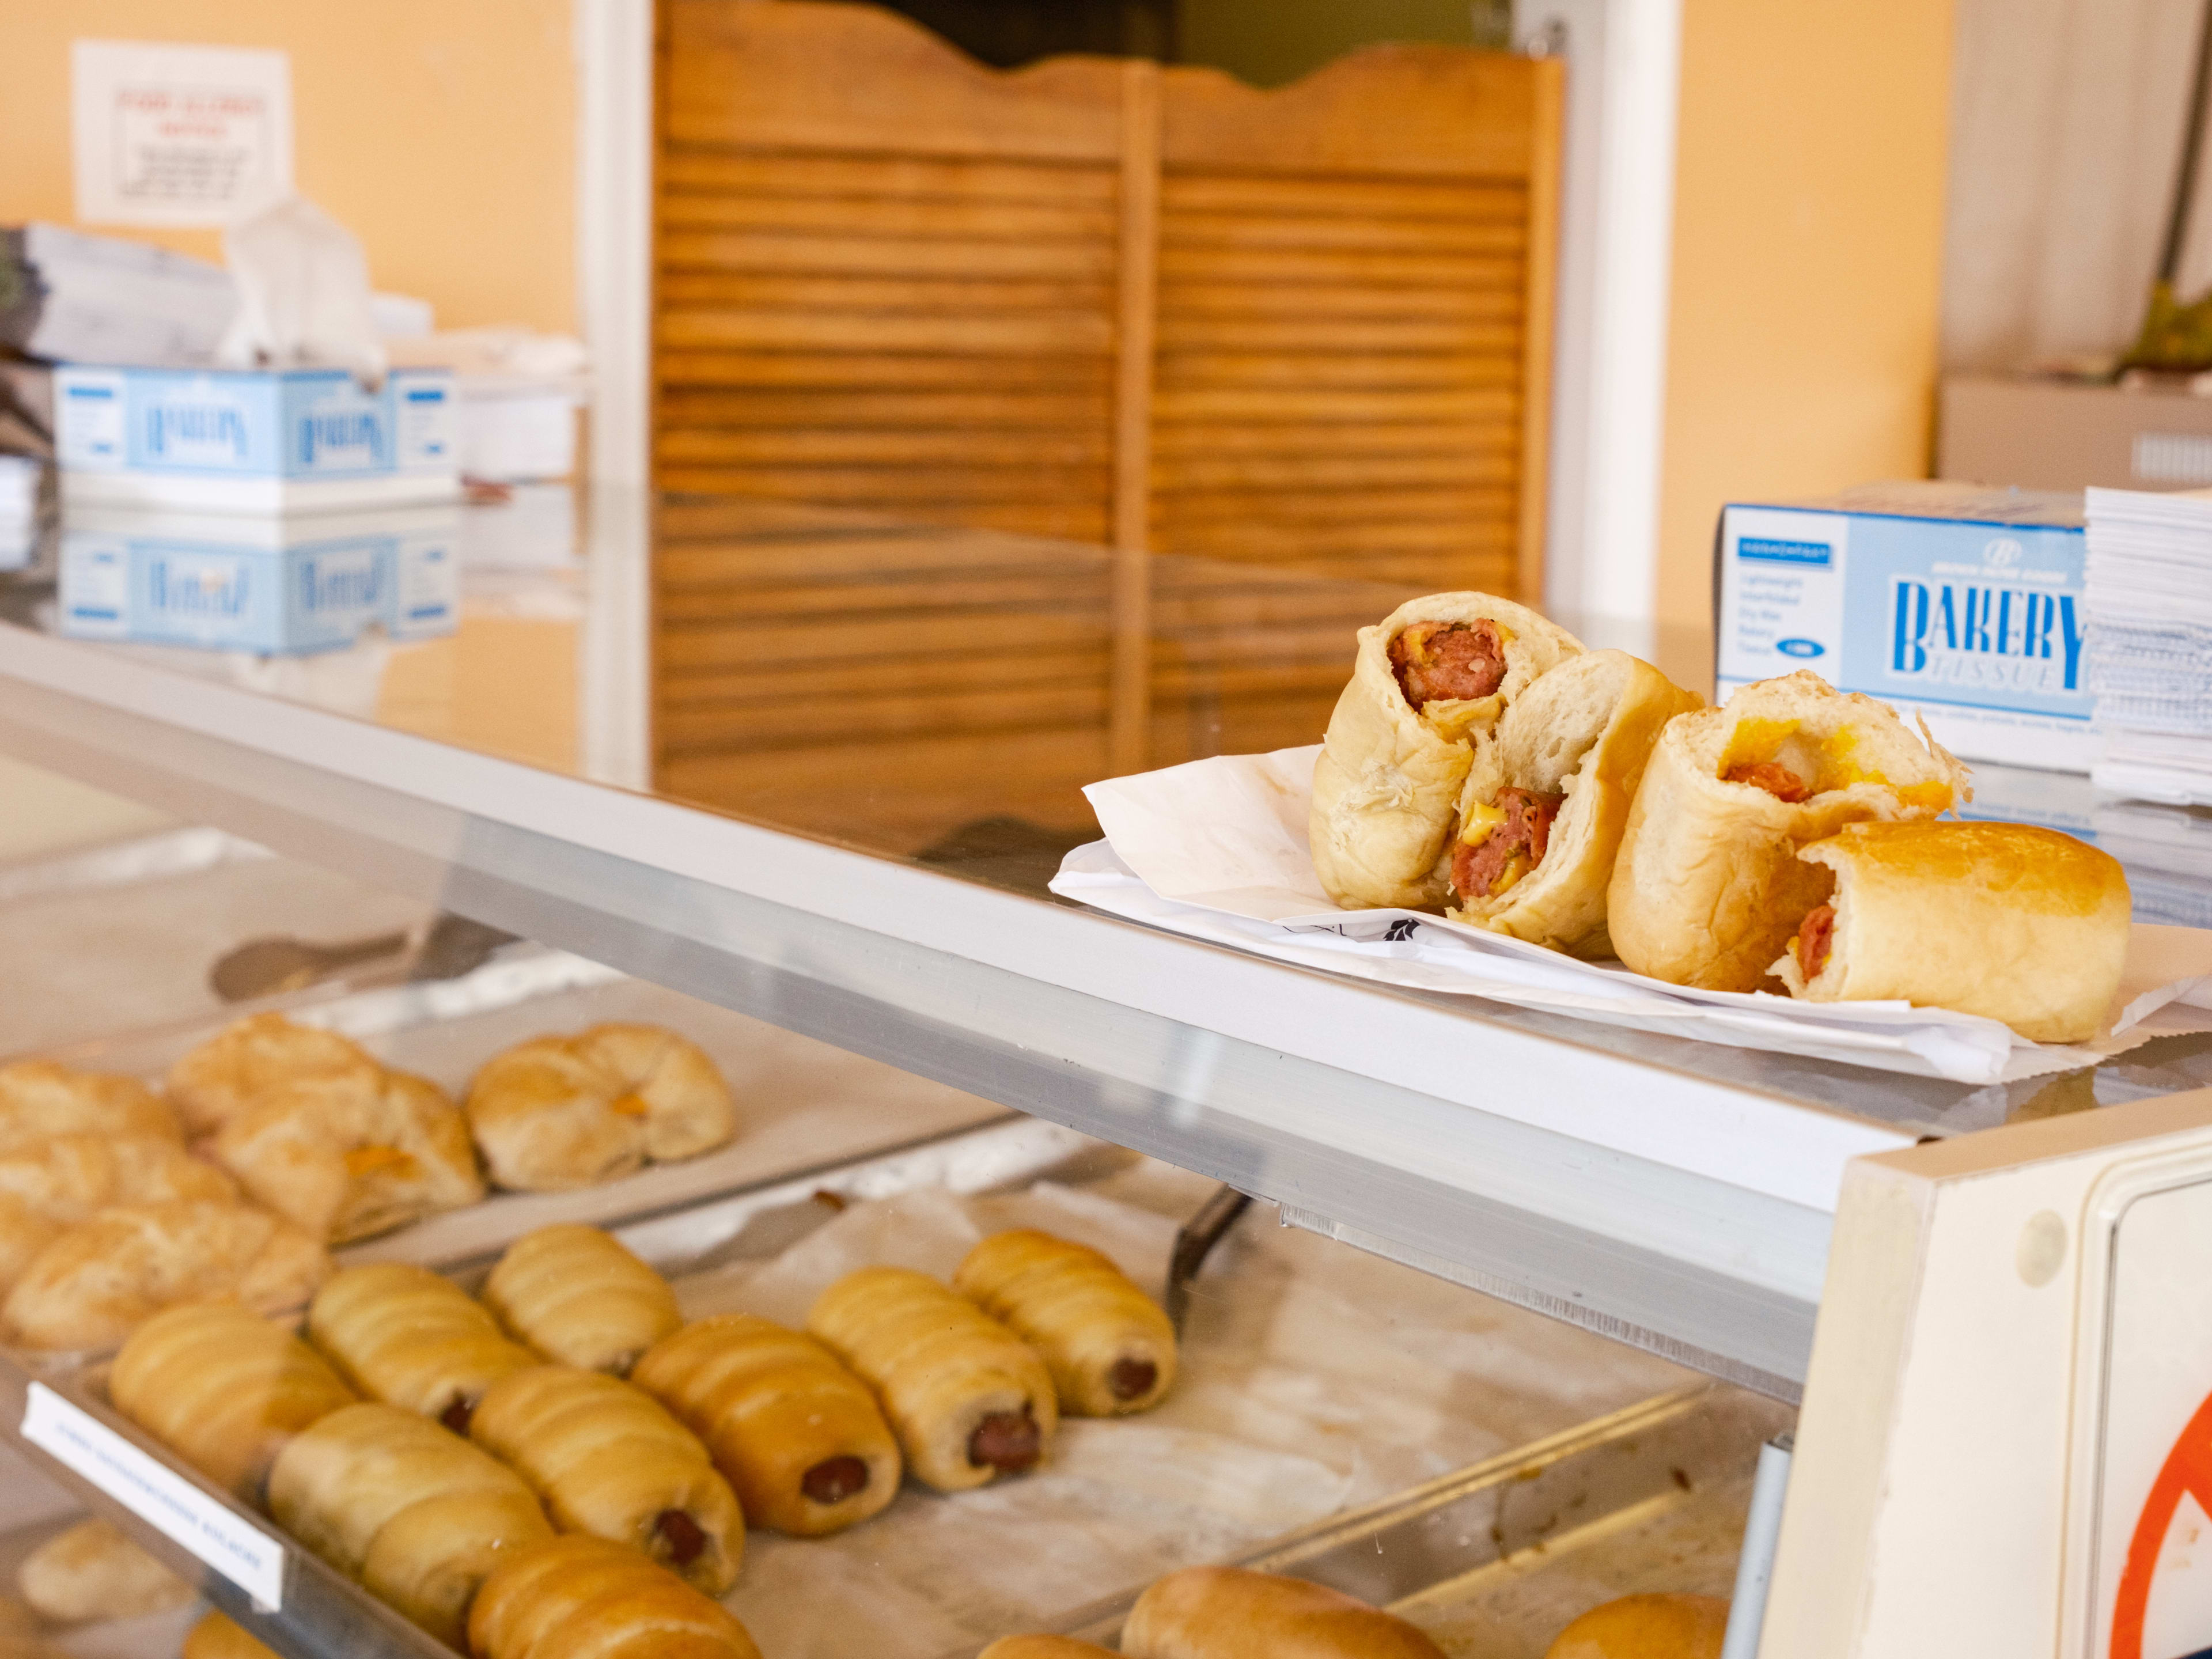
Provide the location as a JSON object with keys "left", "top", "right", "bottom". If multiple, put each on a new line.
{"left": 1050, "top": 745, "right": 2212, "bottom": 1087}
{"left": 683, "top": 1169, "right": 1685, "bottom": 1659}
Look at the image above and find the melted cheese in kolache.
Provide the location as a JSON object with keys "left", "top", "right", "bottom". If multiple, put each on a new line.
{"left": 1444, "top": 650, "right": 1704, "bottom": 956}
{"left": 1310, "top": 593, "right": 1582, "bottom": 911}
{"left": 1607, "top": 670, "right": 1969, "bottom": 992}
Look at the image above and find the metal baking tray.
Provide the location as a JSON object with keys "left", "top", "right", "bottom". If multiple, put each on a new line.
{"left": 1002, "top": 1382, "right": 1794, "bottom": 1659}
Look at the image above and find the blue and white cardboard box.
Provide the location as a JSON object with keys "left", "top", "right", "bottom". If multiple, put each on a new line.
{"left": 57, "top": 505, "right": 460, "bottom": 654}
{"left": 1716, "top": 481, "right": 2093, "bottom": 772}
{"left": 53, "top": 365, "right": 460, "bottom": 514}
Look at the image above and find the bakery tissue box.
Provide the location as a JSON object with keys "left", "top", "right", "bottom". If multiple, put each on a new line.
{"left": 1716, "top": 480, "right": 2093, "bottom": 771}
{"left": 53, "top": 363, "right": 460, "bottom": 514}
{"left": 57, "top": 503, "right": 459, "bottom": 653}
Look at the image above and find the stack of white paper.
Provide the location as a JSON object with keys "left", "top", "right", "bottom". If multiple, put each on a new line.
{"left": 0, "top": 454, "right": 40, "bottom": 570}
{"left": 2086, "top": 486, "right": 2212, "bottom": 802}
{"left": 0, "top": 224, "right": 238, "bottom": 368}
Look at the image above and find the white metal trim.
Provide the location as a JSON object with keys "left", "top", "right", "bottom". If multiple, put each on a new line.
{"left": 574, "top": 0, "right": 654, "bottom": 490}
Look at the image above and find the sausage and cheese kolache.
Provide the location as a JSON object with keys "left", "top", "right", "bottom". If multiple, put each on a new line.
{"left": 166, "top": 1013, "right": 385, "bottom": 1139}
{"left": 808, "top": 1266, "right": 1058, "bottom": 1493}
{"left": 1542, "top": 1593, "right": 1730, "bottom": 1658}
{"left": 1310, "top": 594, "right": 1583, "bottom": 911}
{"left": 111, "top": 1302, "right": 356, "bottom": 1499}
{"left": 465, "top": 1024, "right": 737, "bottom": 1192}
{"left": 1444, "top": 650, "right": 1704, "bottom": 955}
{"left": 469, "top": 1535, "right": 764, "bottom": 1659}
{"left": 211, "top": 1069, "right": 483, "bottom": 1245}
{"left": 483, "top": 1224, "right": 683, "bottom": 1375}
{"left": 952, "top": 1230, "right": 1177, "bottom": 1416}
{"left": 1773, "top": 820, "right": 2131, "bottom": 1043}
{"left": 1121, "top": 1566, "right": 1449, "bottom": 1659}
{"left": 630, "top": 1313, "right": 900, "bottom": 1536}
{"left": 1608, "top": 671, "right": 1968, "bottom": 991}
{"left": 267, "top": 1402, "right": 554, "bottom": 1647}
{"left": 468, "top": 1365, "right": 744, "bottom": 1595}
{"left": 306, "top": 1262, "right": 538, "bottom": 1433}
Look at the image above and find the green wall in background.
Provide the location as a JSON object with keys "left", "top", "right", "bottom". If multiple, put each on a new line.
{"left": 1175, "top": 0, "right": 1512, "bottom": 87}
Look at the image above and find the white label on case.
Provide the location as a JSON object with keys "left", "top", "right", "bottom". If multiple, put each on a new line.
{"left": 20, "top": 1383, "right": 285, "bottom": 1609}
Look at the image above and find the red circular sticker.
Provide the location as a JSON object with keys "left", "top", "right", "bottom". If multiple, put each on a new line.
{"left": 2113, "top": 1388, "right": 2212, "bottom": 1658}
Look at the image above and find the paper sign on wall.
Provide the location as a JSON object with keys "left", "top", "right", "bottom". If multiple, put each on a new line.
{"left": 73, "top": 40, "right": 293, "bottom": 228}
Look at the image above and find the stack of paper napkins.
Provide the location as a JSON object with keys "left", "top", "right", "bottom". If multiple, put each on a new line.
{"left": 2086, "top": 486, "right": 2212, "bottom": 803}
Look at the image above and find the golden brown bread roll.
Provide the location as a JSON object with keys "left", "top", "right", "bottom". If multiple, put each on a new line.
{"left": 469, "top": 1535, "right": 764, "bottom": 1659}
{"left": 111, "top": 1302, "right": 355, "bottom": 1499}
{"left": 0, "top": 1134, "right": 235, "bottom": 1220}
{"left": 306, "top": 1262, "right": 537, "bottom": 1433}
{"left": 1122, "top": 1566, "right": 1447, "bottom": 1659}
{"left": 953, "top": 1230, "right": 1176, "bottom": 1416}
{"left": 184, "top": 1612, "right": 280, "bottom": 1659}
{"left": 268, "top": 1401, "right": 553, "bottom": 1646}
{"left": 1310, "top": 594, "right": 1584, "bottom": 911}
{"left": 14, "top": 1518, "right": 191, "bottom": 1624}
{"left": 1772, "top": 820, "right": 2132, "bottom": 1043}
{"left": 979, "top": 1639, "right": 1118, "bottom": 1658}
{"left": 1, "top": 1201, "right": 331, "bottom": 1351}
{"left": 1607, "top": 671, "right": 1967, "bottom": 991}
{"left": 808, "top": 1266, "right": 1056, "bottom": 1493}
{"left": 0, "top": 1063, "right": 179, "bottom": 1154}
{"left": 1444, "top": 650, "right": 1705, "bottom": 955}
{"left": 465, "top": 1025, "right": 736, "bottom": 1192}
{"left": 483, "top": 1225, "right": 681, "bottom": 1375}
{"left": 631, "top": 1313, "right": 900, "bottom": 1536}
{"left": 469, "top": 1365, "right": 744, "bottom": 1595}
{"left": 1542, "top": 1593, "right": 1730, "bottom": 1658}
{"left": 166, "top": 1013, "right": 384, "bottom": 1139}
{"left": 211, "top": 1069, "right": 483, "bottom": 1244}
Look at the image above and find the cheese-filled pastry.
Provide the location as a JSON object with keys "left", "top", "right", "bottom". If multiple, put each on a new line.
{"left": 631, "top": 1314, "right": 901, "bottom": 1536}
{"left": 212, "top": 1069, "right": 483, "bottom": 1244}
{"left": 183, "top": 1613, "right": 281, "bottom": 1659}
{"left": 808, "top": 1266, "right": 1056, "bottom": 1492}
{"left": 1542, "top": 1593, "right": 1729, "bottom": 1658}
{"left": 0, "top": 1134, "right": 235, "bottom": 1221}
{"left": 465, "top": 1024, "right": 736, "bottom": 1192}
{"left": 469, "top": 1535, "right": 764, "bottom": 1659}
{"left": 470, "top": 1365, "right": 743, "bottom": 1594}
{"left": 2, "top": 1201, "right": 330, "bottom": 1351}
{"left": 267, "top": 1402, "right": 553, "bottom": 1647}
{"left": 483, "top": 1225, "right": 681, "bottom": 1374}
{"left": 1310, "top": 593, "right": 1582, "bottom": 911}
{"left": 1443, "top": 650, "right": 1704, "bottom": 956}
{"left": 306, "top": 1262, "right": 537, "bottom": 1433}
{"left": 112, "top": 1302, "right": 356, "bottom": 1499}
{"left": 15, "top": 1519, "right": 191, "bottom": 1624}
{"left": 1773, "top": 820, "right": 2131, "bottom": 1043}
{"left": 953, "top": 1230, "right": 1176, "bottom": 1416}
{"left": 0, "top": 1063, "right": 179, "bottom": 1154}
{"left": 167, "top": 1013, "right": 385, "bottom": 1139}
{"left": 1608, "top": 671, "right": 1968, "bottom": 991}
{"left": 1123, "top": 1566, "right": 1448, "bottom": 1659}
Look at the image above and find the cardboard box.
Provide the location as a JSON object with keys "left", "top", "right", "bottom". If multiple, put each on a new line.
{"left": 1941, "top": 372, "right": 2212, "bottom": 493}
{"left": 53, "top": 364, "right": 459, "bottom": 513}
{"left": 1715, "top": 481, "right": 2093, "bottom": 772}
{"left": 57, "top": 503, "right": 459, "bottom": 653}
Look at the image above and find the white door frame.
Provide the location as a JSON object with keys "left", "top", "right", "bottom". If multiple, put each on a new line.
{"left": 573, "top": 0, "right": 1681, "bottom": 639}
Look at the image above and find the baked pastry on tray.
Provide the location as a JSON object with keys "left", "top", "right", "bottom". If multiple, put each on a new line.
{"left": 0, "top": 1063, "right": 179, "bottom": 1154}
{"left": 306, "top": 1262, "right": 537, "bottom": 1433}
{"left": 471, "top": 1535, "right": 763, "bottom": 1659}
{"left": 1122, "top": 1566, "right": 1448, "bottom": 1658}
{"left": 1542, "top": 1593, "right": 1730, "bottom": 1658}
{"left": 211, "top": 1068, "right": 483, "bottom": 1244}
{"left": 183, "top": 1613, "right": 279, "bottom": 1659}
{"left": 1607, "top": 671, "right": 1967, "bottom": 992}
{"left": 809, "top": 1266, "right": 1056, "bottom": 1493}
{"left": 166, "top": 1013, "right": 384, "bottom": 1139}
{"left": 953, "top": 1230, "right": 1176, "bottom": 1416}
{"left": 632, "top": 1313, "right": 900, "bottom": 1536}
{"left": 483, "top": 1225, "right": 681, "bottom": 1375}
{"left": 465, "top": 1024, "right": 736, "bottom": 1192}
{"left": 1310, "top": 593, "right": 1582, "bottom": 912}
{"left": 15, "top": 1519, "right": 190, "bottom": 1625}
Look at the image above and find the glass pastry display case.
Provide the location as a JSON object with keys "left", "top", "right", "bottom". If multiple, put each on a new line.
{"left": 2, "top": 489, "right": 2211, "bottom": 1659}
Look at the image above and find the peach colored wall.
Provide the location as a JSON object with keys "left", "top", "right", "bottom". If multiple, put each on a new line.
{"left": 1657, "top": 0, "right": 1955, "bottom": 631}
{"left": 0, "top": 0, "right": 575, "bottom": 332}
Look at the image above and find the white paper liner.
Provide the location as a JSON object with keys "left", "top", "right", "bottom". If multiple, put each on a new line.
{"left": 692, "top": 1166, "right": 1687, "bottom": 1659}
{"left": 1050, "top": 745, "right": 2212, "bottom": 1087}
